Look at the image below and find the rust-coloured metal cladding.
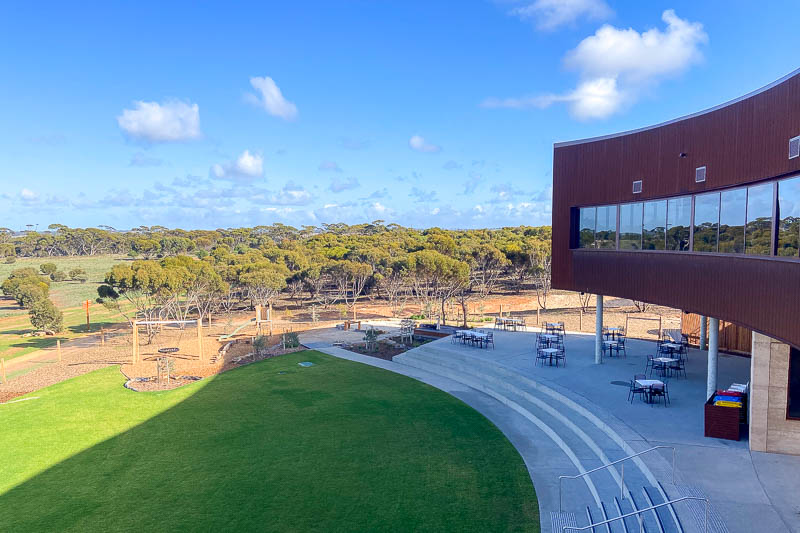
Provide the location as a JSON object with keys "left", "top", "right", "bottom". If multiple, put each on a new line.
{"left": 552, "top": 68, "right": 800, "bottom": 348}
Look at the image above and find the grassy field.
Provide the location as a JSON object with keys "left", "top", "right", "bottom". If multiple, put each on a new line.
{"left": 0, "top": 255, "right": 127, "bottom": 312}
{"left": 0, "top": 350, "right": 539, "bottom": 532}
{"left": 0, "top": 256, "right": 130, "bottom": 359}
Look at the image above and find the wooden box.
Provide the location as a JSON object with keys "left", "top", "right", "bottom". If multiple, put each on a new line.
{"left": 704, "top": 396, "right": 743, "bottom": 441}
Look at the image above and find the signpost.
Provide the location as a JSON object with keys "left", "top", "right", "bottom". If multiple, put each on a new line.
{"left": 84, "top": 300, "right": 90, "bottom": 331}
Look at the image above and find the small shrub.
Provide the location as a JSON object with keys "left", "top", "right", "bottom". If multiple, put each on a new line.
{"left": 282, "top": 331, "right": 300, "bottom": 349}
{"left": 68, "top": 268, "right": 87, "bottom": 281}
{"left": 336, "top": 304, "right": 348, "bottom": 319}
{"left": 363, "top": 328, "right": 379, "bottom": 352}
{"left": 409, "top": 314, "right": 426, "bottom": 320}
{"left": 40, "top": 263, "right": 57, "bottom": 276}
{"left": 253, "top": 335, "right": 270, "bottom": 356}
{"left": 195, "top": 249, "right": 209, "bottom": 259}
{"left": 29, "top": 298, "right": 63, "bottom": 332}
{"left": 4, "top": 256, "right": 15, "bottom": 264}
{"left": 51, "top": 270, "right": 67, "bottom": 282}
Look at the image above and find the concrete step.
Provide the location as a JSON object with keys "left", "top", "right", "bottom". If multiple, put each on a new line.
{"left": 395, "top": 349, "right": 658, "bottom": 519}
{"left": 396, "top": 348, "right": 658, "bottom": 491}
{"left": 394, "top": 344, "right": 694, "bottom": 533}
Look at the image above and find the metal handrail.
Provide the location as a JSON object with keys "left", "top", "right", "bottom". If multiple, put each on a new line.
{"left": 558, "top": 446, "right": 675, "bottom": 511}
{"left": 563, "top": 495, "right": 709, "bottom": 532}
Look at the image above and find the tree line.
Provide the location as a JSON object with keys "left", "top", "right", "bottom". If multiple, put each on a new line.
{"left": 2, "top": 222, "right": 553, "bottom": 331}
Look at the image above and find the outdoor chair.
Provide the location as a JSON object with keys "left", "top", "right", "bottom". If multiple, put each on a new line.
{"left": 485, "top": 331, "right": 494, "bottom": 349}
{"left": 554, "top": 346, "right": 566, "bottom": 367}
{"left": 628, "top": 374, "right": 648, "bottom": 403}
{"left": 535, "top": 348, "right": 550, "bottom": 367}
{"left": 669, "top": 357, "right": 686, "bottom": 379}
{"left": 451, "top": 331, "right": 463, "bottom": 344}
{"left": 613, "top": 335, "right": 627, "bottom": 358}
{"left": 649, "top": 382, "right": 670, "bottom": 406}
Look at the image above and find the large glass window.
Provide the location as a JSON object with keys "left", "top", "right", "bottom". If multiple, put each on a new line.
{"left": 595, "top": 205, "right": 617, "bottom": 249}
{"left": 694, "top": 192, "right": 720, "bottom": 252}
{"left": 777, "top": 177, "right": 800, "bottom": 257}
{"left": 619, "top": 202, "right": 642, "bottom": 250}
{"left": 666, "top": 196, "right": 691, "bottom": 251}
{"left": 642, "top": 200, "right": 666, "bottom": 250}
{"left": 789, "top": 347, "right": 800, "bottom": 420}
{"left": 746, "top": 183, "right": 773, "bottom": 255}
{"left": 719, "top": 188, "right": 746, "bottom": 253}
{"left": 578, "top": 207, "right": 596, "bottom": 249}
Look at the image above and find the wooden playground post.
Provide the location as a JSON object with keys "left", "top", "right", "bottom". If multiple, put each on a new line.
{"left": 579, "top": 309, "right": 583, "bottom": 331}
{"left": 268, "top": 303, "right": 273, "bottom": 336}
{"left": 132, "top": 321, "right": 139, "bottom": 364}
{"left": 57, "top": 339, "right": 62, "bottom": 362}
{"left": 197, "top": 320, "right": 204, "bottom": 363}
{"left": 208, "top": 312, "right": 212, "bottom": 327}
{"left": 1, "top": 358, "right": 6, "bottom": 384}
{"left": 499, "top": 304, "right": 503, "bottom": 318}
{"left": 84, "top": 299, "right": 90, "bottom": 331}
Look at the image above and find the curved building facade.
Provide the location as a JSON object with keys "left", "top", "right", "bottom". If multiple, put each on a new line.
{"left": 552, "top": 69, "right": 800, "bottom": 454}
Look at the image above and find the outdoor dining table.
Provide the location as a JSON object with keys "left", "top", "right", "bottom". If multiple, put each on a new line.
{"left": 464, "top": 331, "right": 489, "bottom": 348}
{"left": 539, "top": 347, "right": 559, "bottom": 366}
{"left": 635, "top": 378, "right": 665, "bottom": 403}
{"left": 661, "top": 342, "right": 682, "bottom": 352}
{"left": 498, "top": 317, "right": 524, "bottom": 331}
{"left": 602, "top": 339, "right": 619, "bottom": 357}
{"left": 605, "top": 327, "right": 622, "bottom": 339}
{"left": 652, "top": 357, "right": 680, "bottom": 377}
{"left": 541, "top": 334, "right": 560, "bottom": 345}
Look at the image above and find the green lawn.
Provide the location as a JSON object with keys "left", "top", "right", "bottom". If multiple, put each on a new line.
{"left": 0, "top": 255, "right": 131, "bottom": 359}
{"left": 0, "top": 351, "right": 540, "bottom": 532}
{"left": 0, "top": 255, "right": 127, "bottom": 313}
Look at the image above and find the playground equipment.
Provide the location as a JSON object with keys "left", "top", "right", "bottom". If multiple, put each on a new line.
{"left": 131, "top": 319, "right": 203, "bottom": 364}
{"left": 218, "top": 304, "right": 273, "bottom": 341}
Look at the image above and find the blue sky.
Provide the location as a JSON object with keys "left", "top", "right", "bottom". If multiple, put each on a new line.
{"left": 1, "top": 1, "right": 799, "bottom": 231}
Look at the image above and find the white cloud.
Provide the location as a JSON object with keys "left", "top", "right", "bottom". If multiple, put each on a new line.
{"left": 484, "top": 10, "right": 708, "bottom": 120}
{"left": 329, "top": 177, "right": 360, "bottom": 193}
{"left": 318, "top": 160, "right": 342, "bottom": 172}
{"left": 270, "top": 182, "right": 313, "bottom": 205}
{"left": 20, "top": 188, "right": 38, "bottom": 202}
{"left": 511, "top": 0, "right": 612, "bottom": 31}
{"left": 409, "top": 135, "right": 441, "bottom": 153}
{"left": 117, "top": 100, "right": 201, "bottom": 142}
{"left": 246, "top": 76, "right": 298, "bottom": 121}
{"left": 210, "top": 150, "right": 264, "bottom": 180}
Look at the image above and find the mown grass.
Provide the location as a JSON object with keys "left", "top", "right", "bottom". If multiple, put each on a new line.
{"left": 0, "top": 351, "right": 539, "bottom": 532}
{"left": 0, "top": 255, "right": 127, "bottom": 312}
{"left": 0, "top": 256, "right": 131, "bottom": 359}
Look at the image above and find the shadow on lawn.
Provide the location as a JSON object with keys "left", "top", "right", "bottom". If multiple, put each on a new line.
{"left": 0, "top": 350, "right": 540, "bottom": 533}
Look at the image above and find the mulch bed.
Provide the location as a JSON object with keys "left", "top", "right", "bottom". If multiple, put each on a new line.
{"left": 343, "top": 337, "right": 432, "bottom": 360}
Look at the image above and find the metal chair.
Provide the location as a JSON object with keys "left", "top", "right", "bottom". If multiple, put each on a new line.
{"left": 629, "top": 374, "right": 648, "bottom": 403}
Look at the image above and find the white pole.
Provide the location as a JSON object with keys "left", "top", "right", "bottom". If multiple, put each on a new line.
{"left": 699, "top": 315, "right": 708, "bottom": 350}
{"left": 706, "top": 317, "right": 719, "bottom": 400}
{"left": 595, "top": 295, "right": 603, "bottom": 364}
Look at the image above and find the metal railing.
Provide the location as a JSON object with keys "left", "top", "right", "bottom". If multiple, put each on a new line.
{"left": 558, "top": 445, "right": 676, "bottom": 511}
{"left": 563, "top": 495, "right": 709, "bottom": 532}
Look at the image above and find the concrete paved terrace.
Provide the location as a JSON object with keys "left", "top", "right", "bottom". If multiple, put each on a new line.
{"left": 391, "top": 329, "right": 800, "bottom": 533}
{"left": 302, "top": 324, "right": 800, "bottom": 532}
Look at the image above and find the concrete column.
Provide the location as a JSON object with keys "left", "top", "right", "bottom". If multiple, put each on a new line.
{"left": 595, "top": 295, "right": 603, "bottom": 364}
{"left": 699, "top": 315, "right": 708, "bottom": 350}
{"left": 706, "top": 317, "right": 719, "bottom": 400}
